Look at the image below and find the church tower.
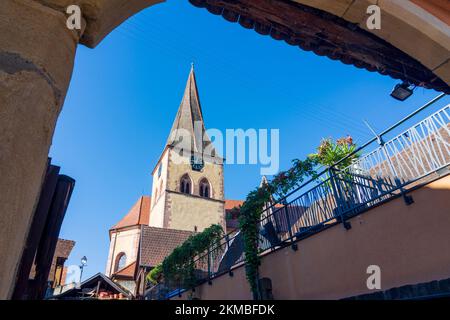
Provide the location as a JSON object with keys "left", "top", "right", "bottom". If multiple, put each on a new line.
{"left": 148, "top": 66, "right": 225, "bottom": 232}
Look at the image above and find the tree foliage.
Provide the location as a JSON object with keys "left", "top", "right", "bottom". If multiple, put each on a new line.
{"left": 146, "top": 263, "right": 163, "bottom": 285}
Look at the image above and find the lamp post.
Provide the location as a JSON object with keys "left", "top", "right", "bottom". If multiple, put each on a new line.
{"left": 79, "top": 256, "right": 87, "bottom": 283}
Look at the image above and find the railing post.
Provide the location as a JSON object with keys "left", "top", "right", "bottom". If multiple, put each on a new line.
{"left": 329, "top": 168, "right": 352, "bottom": 230}
{"left": 207, "top": 248, "right": 212, "bottom": 285}
{"left": 225, "top": 234, "right": 234, "bottom": 276}
{"left": 283, "top": 201, "right": 297, "bottom": 251}
{"left": 378, "top": 134, "right": 414, "bottom": 205}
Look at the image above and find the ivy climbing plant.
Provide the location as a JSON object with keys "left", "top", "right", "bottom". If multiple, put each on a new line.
{"left": 238, "top": 136, "right": 357, "bottom": 299}
{"left": 238, "top": 157, "right": 318, "bottom": 299}
{"left": 157, "top": 224, "right": 224, "bottom": 289}
{"left": 146, "top": 263, "right": 163, "bottom": 285}
{"left": 149, "top": 137, "right": 357, "bottom": 299}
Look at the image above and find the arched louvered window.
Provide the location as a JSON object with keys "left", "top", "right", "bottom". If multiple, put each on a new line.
{"left": 157, "top": 163, "right": 162, "bottom": 177}
{"left": 199, "top": 178, "right": 211, "bottom": 198}
{"left": 159, "top": 180, "right": 164, "bottom": 198}
{"left": 180, "top": 174, "right": 192, "bottom": 194}
{"left": 115, "top": 252, "right": 127, "bottom": 272}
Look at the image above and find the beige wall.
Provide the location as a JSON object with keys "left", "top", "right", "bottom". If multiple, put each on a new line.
{"left": 167, "top": 149, "right": 224, "bottom": 201}
{"left": 172, "top": 265, "right": 252, "bottom": 300}
{"left": 105, "top": 227, "right": 140, "bottom": 276}
{"left": 175, "top": 175, "right": 450, "bottom": 300}
{"left": 149, "top": 148, "right": 170, "bottom": 228}
{"left": 162, "top": 148, "right": 225, "bottom": 232}
{"left": 149, "top": 146, "right": 225, "bottom": 232}
{"left": 411, "top": 0, "right": 450, "bottom": 25}
{"left": 166, "top": 192, "right": 225, "bottom": 232}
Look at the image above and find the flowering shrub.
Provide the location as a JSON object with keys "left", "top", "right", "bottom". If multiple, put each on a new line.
{"left": 309, "top": 135, "right": 358, "bottom": 170}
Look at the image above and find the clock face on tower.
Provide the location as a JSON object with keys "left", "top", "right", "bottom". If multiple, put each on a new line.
{"left": 190, "top": 155, "right": 204, "bottom": 171}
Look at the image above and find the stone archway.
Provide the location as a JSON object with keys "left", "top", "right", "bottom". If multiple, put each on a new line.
{"left": 0, "top": 0, "right": 165, "bottom": 299}
{"left": 0, "top": 0, "right": 448, "bottom": 299}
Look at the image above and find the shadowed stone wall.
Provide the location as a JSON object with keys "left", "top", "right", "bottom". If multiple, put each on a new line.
{"left": 0, "top": 0, "right": 81, "bottom": 299}
{"left": 0, "top": 0, "right": 164, "bottom": 300}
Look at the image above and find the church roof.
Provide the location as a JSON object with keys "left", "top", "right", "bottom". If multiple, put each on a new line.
{"left": 225, "top": 199, "right": 245, "bottom": 211}
{"left": 166, "top": 65, "right": 215, "bottom": 157}
{"left": 111, "top": 196, "right": 151, "bottom": 230}
{"left": 139, "top": 226, "right": 193, "bottom": 268}
{"left": 112, "top": 261, "right": 137, "bottom": 279}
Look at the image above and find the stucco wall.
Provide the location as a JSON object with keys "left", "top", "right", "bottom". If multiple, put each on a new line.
{"left": 166, "top": 192, "right": 225, "bottom": 232}
{"left": 168, "top": 149, "right": 224, "bottom": 200}
{"left": 172, "top": 265, "right": 252, "bottom": 300}
{"left": 105, "top": 227, "right": 140, "bottom": 276}
{"left": 175, "top": 175, "right": 450, "bottom": 300}
{"left": 163, "top": 148, "right": 225, "bottom": 232}
{"left": 149, "top": 148, "right": 169, "bottom": 228}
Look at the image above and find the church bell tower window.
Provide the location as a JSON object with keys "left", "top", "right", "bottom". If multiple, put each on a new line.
{"left": 199, "top": 178, "right": 211, "bottom": 198}
{"left": 180, "top": 174, "right": 192, "bottom": 195}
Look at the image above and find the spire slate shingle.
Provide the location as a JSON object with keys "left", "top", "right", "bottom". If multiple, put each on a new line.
{"left": 166, "top": 66, "right": 215, "bottom": 157}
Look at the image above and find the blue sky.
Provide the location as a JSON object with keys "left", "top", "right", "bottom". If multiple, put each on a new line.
{"left": 51, "top": 1, "right": 449, "bottom": 279}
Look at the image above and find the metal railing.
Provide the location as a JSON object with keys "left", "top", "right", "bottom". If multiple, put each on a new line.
{"left": 349, "top": 105, "right": 450, "bottom": 182}
{"left": 150, "top": 95, "right": 449, "bottom": 299}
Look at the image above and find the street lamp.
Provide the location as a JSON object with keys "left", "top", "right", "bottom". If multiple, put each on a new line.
{"left": 79, "top": 256, "right": 87, "bottom": 283}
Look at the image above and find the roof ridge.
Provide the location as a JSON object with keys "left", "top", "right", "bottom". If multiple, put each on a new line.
{"left": 137, "top": 195, "right": 144, "bottom": 224}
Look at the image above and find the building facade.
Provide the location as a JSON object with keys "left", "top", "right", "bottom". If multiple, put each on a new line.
{"left": 149, "top": 66, "right": 225, "bottom": 232}
{"left": 105, "top": 67, "right": 241, "bottom": 296}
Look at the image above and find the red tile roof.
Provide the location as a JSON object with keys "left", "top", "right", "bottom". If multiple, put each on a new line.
{"left": 224, "top": 199, "right": 244, "bottom": 210}
{"left": 112, "top": 261, "right": 137, "bottom": 279}
{"left": 111, "top": 196, "right": 151, "bottom": 230}
{"left": 139, "top": 226, "right": 193, "bottom": 268}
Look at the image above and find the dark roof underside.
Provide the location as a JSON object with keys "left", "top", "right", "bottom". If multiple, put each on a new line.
{"left": 189, "top": 0, "right": 449, "bottom": 94}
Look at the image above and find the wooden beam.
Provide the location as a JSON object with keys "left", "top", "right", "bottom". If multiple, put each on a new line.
{"left": 12, "top": 160, "right": 60, "bottom": 300}
{"left": 29, "top": 175, "right": 76, "bottom": 300}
